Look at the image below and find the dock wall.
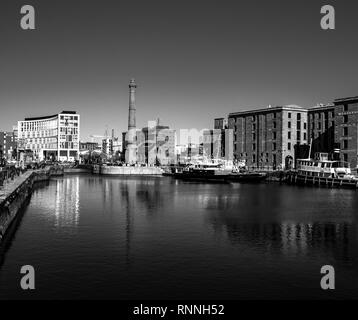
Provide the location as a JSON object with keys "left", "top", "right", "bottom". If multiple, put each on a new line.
{"left": 64, "top": 168, "right": 92, "bottom": 174}
{"left": 100, "top": 166, "right": 163, "bottom": 175}
{"left": 0, "top": 169, "right": 56, "bottom": 243}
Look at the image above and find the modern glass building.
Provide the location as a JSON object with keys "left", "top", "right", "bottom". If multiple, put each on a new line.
{"left": 17, "top": 111, "right": 80, "bottom": 162}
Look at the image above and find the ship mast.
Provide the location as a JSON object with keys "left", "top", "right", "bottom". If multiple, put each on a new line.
{"left": 308, "top": 138, "right": 313, "bottom": 159}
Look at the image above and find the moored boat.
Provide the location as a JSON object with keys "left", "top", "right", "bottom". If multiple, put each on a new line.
{"left": 226, "top": 172, "right": 267, "bottom": 183}
{"left": 174, "top": 160, "right": 232, "bottom": 183}
{"left": 287, "top": 153, "right": 358, "bottom": 189}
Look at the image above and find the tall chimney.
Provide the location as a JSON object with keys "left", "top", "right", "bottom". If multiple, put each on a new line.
{"left": 125, "top": 79, "right": 138, "bottom": 164}
{"left": 128, "top": 79, "right": 137, "bottom": 130}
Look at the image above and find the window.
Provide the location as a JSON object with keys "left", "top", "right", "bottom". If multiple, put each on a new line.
{"left": 252, "top": 143, "right": 256, "bottom": 151}
{"left": 288, "top": 142, "right": 291, "bottom": 150}
{"left": 297, "top": 131, "right": 301, "bottom": 140}
{"left": 343, "top": 140, "right": 348, "bottom": 149}
{"left": 343, "top": 115, "right": 348, "bottom": 123}
{"left": 288, "top": 122, "right": 291, "bottom": 129}
{"left": 343, "top": 153, "right": 348, "bottom": 163}
{"left": 343, "top": 127, "right": 348, "bottom": 136}
{"left": 304, "top": 123, "right": 307, "bottom": 130}
{"left": 303, "top": 133, "right": 307, "bottom": 140}
{"left": 273, "top": 122, "right": 277, "bottom": 129}
{"left": 288, "top": 132, "right": 291, "bottom": 139}
{"left": 252, "top": 133, "right": 256, "bottom": 140}
{"left": 273, "top": 132, "right": 277, "bottom": 140}
{"left": 273, "top": 143, "right": 276, "bottom": 151}
{"left": 344, "top": 104, "right": 348, "bottom": 112}
{"left": 288, "top": 113, "right": 292, "bottom": 119}
{"left": 297, "top": 113, "right": 301, "bottom": 120}
{"left": 253, "top": 123, "right": 256, "bottom": 131}
{"left": 252, "top": 154, "right": 256, "bottom": 163}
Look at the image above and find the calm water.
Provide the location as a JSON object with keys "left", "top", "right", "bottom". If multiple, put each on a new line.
{"left": 0, "top": 175, "right": 357, "bottom": 300}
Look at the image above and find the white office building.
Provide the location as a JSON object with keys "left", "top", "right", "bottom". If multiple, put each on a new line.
{"left": 17, "top": 111, "right": 80, "bottom": 162}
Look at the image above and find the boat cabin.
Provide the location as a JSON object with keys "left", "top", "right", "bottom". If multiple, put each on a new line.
{"left": 296, "top": 153, "right": 351, "bottom": 179}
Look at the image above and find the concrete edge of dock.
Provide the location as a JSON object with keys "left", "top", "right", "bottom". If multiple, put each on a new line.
{"left": 0, "top": 169, "right": 58, "bottom": 243}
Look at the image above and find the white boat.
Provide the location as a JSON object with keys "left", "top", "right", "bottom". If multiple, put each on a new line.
{"left": 288, "top": 153, "right": 358, "bottom": 188}
{"left": 296, "top": 153, "right": 355, "bottom": 179}
{"left": 176, "top": 159, "right": 233, "bottom": 183}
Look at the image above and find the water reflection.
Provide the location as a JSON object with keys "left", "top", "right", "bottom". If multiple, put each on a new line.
{"left": 85, "top": 177, "right": 167, "bottom": 266}
{"left": 201, "top": 185, "right": 357, "bottom": 263}
{"left": 0, "top": 176, "right": 357, "bottom": 299}
{"left": 54, "top": 177, "right": 80, "bottom": 228}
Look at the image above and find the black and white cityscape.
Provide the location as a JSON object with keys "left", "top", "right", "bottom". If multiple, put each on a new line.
{"left": 0, "top": 0, "right": 358, "bottom": 304}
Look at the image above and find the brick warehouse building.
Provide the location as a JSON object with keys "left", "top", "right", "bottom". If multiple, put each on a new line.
{"left": 334, "top": 96, "right": 358, "bottom": 169}
{"left": 308, "top": 103, "right": 336, "bottom": 156}
{"left": 308, "top": 97, "right": 358, "bottom": 169}
{"left": 227, "top": 96, "right": 358, "bottom": 171}
{"left": 228, "top": 105, "right": 308, "bottom": 170}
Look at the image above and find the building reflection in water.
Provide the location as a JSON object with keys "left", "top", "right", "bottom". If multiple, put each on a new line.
{"left": 96, "top": 177, "right": 166, "bottom": 267}
{"left": 54, "top": 177, "right": 80, "bottom": 228}
{"left": 201, "top": 191, "right": 356, "bottom": 263}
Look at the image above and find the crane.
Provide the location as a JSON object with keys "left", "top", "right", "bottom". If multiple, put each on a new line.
{"left": 89, "top": 126, "right": 111, "bottom": 142}
{"left": 89, "top": 135, "right": 108, "bottom": 143}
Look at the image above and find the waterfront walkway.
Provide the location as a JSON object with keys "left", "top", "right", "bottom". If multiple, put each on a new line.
{"left": 0, "top": 171, "right": 33, "bottom": 204}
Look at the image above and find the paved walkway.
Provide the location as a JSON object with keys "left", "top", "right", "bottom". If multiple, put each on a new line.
{"left": 0, "top": 171, "right": 33, "bottom": 203}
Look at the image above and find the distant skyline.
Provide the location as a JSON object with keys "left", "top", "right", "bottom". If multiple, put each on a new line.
{"left": 1, "top": 0, "right": 358, "bottom": 141}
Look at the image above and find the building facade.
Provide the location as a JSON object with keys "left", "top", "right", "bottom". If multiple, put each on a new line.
{"left": 203, "top": 118, "right": 233, "bottom": 161}
{"left": 17, "top": 111, "right": 80, "bottom": 162}
{"left": 307, "top": 104, "right": 336, "bottom": 156}
{"left": 138, "top": 121, "right": 176, "bottom": 166}
{"left": 333, "top": 96, "right": 358, "bottom": 169}
{"left": 306, "top": 98, "right": 358, "bottom": 169}
{"left": 80, "top": 142, "right": 99, "bottom": 152}
{"left": 102, "top": 138, "right": 114, "bottom": 156}
{"left": 0, "top": 131, "right": 17, "bottom": 161}
{"left": 228, "top": 105, "right": 308, "bottom": 170}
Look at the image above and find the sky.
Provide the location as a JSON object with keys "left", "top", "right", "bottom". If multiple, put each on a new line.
{"left": 0, "top": 0, "right": 358, "bottom": 141}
